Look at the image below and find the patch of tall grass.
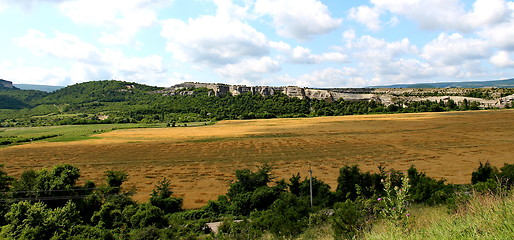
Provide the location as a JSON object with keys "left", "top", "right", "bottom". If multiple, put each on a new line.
{"left": 287, "top": 190, "right": 514, "bottom": 240}
{"left": 365, "top": 191, "right": 514, "bottom": 240}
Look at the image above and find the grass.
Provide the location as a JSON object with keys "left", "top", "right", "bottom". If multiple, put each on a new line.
{"left": 362, "top": 192, "right": 514, "bottom": 240}
{"left": 286, "top": 191, "right": 514, "bottom": 240}
{"left": 0, "top": 121, "right": 213, "bottom": 146}
{"left": 0, "top": 123, "right": 165, "bottom": 146}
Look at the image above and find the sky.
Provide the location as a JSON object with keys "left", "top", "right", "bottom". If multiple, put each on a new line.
{"left": 1, "top": 0, "right": 514, "bottom": 88}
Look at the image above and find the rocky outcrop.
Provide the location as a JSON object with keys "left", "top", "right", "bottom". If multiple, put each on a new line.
{"left": 161, "top": 82, "right": 514, "bottom": 109}
{"left": 0, "top": 79, "right": 13, "bottom": 89}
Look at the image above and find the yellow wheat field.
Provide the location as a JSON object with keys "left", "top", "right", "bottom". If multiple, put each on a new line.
{"left": 1, "top": 110, "right": 513, "bottom": 208}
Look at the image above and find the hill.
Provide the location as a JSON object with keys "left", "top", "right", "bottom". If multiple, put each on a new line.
{"left": 1, "top": 79, "right": 514, "bottom": 127}
{"left": 37, "top": 80, "right": 161, "bottom": 104}
{"left": 370, "top": 78, "right": 514, "bottom": 88}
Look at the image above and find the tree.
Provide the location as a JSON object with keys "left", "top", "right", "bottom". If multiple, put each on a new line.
{"left": 471, "top": 161, "right": 498, "bottom": 184}
{"left": 0, "top": 164, "right": 13, "bottom": 192}
{"left": 227, "top": 164, "right": 273, "bottom": 199}
{"left": 104, "top": 170, "right": 128, "bottom": 194}
{"left": 149, "top": 178, "right": 182, "bottom": 214}
{"left": 289, "top": 173, "right": 334, "bottom": 207}
{"left": 407, "top": 166, "right": 452, "bottom": 205}
{"left": 335, "top": 165, "right": 382, "bottom": 201}
{"left": 250, "top": 193, "right": 311, "bottom": 237}
{"left": 10, "top": 164, "right": 81, "bottom": 207}
{"left": 1, "top": 201, "right": 80, "bottom": 240}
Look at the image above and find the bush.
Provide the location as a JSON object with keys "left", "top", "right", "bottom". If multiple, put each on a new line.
{"left": 289, "top": 173, "right": 335, "bottom": 207}
{"left": 149, "top": 178, "right": 182, "bottom": 214}
{"left": 216, "top": 219, "right": 262, "bottom": 240}
{"left": 331, "top": 200, "right": 365, "bottom": 240}
{"left": 250, "top": 193, "right": 311, "bottom": 237}
{"left": 471, "top": 162, "right": 498, "bottom": 184}
{"left": 1, "top": 201, "right": 81, "bottom": 240}
{"left": 124, "top": 204, "right": 166, "bottom": 229}
{"left": 335, "top": 165, "right": 383, "bottom": 201}
{"left": 68, "top": 225, "right": 114, "bottom": 240}
{"left": 407, "top": 166, "right": 453, "bottom": 205}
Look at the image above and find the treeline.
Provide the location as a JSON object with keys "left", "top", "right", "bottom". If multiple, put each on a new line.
{"left": 0, "top": 80, "right": 491, "bottom": 127}
{"left": 0, "top": 162, "right": 512, "bottom": 239}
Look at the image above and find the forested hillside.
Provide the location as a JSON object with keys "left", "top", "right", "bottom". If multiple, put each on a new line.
{"left": 0, "top": 80, "right": 505, "bottom": 127}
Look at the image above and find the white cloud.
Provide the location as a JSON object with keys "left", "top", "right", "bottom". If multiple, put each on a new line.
{"left": 0, "top": 0, "right": 67, "bottom": 11}
{"left": 480, "top": 21, "right": 514, "bottom": 50}
{"left": 14, "top": 30, "right": 169, "bottom": 86}
{"left": 16, "top": 29, "right": 100, "bottom": 62}
{"left": 254, "top": 0, "right": 342, "bottom": 41}
{"left": 213, "top": 0, "right": 253, "bottom": 21}
{"left": 168, "top": 72, "right": 193, "bottom": 85}
{"left": 348, "top": 6, "right": 381, "bottom": 31}
{"left": 0, "top": 60, "right": 71, "bottom": 86}
{"left": 269, "top": 42, "right": 347, "bottom": 64}
{"left": 161, "top": 16, "right": 269, "bottom": 66}
{"left": 289, "top": 46, "right": 347, "bottom": 64}
{"left": 370, "top": 0, "right": 511, "bottom": 32}
{"left": 351, "top": 36, "right": 418, "bottom": 64}
{"left": 216, "top": 56, "right": 280, "bottom": 80}
{"left": 271, "top": 67, "right": 363, "bottom": 88}
{"left": 421, "top": 33, "right": 490, "bottom": 65}
{"left": 490, "top": 51, "right": 514, "bottom": 68}
{"left": 269, "top": 41, "right": 292, "bottom": 53}
{"left": 59, "top": 0, "right": 162, "bottom": 45}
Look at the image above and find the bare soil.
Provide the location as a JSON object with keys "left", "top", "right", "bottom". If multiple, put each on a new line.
{"left": 1, "top": 110, "right": 513, "bottom": 209}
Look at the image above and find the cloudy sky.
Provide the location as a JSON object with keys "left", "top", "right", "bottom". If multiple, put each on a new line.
{"left": 1, "top": 0, "right": 514, "bottom": 88}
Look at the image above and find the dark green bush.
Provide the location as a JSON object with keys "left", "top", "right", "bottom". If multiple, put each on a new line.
{"left": 331, "top": 200, "right": 365, "bottom": 240}
{"left": 335, "top": 165, "right": 383, "bottom": 201}
{"left": 149, "top": 178, "right": 182, "bottom": 214}
{"left": 471, "top": 162, "right": 498, "bottom": 184}
{"left": 407, "top": 166, "right": 453, "bottom": 205}
{"left": 250, "top": 193, "right": 311, "bottom": 237}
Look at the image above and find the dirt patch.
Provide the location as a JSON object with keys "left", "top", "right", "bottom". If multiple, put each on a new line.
{"left": 1, "top": 110, "right": 513, "bottom": 209}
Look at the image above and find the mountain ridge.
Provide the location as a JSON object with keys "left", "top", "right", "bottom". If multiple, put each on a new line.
{"left": 369, "top": 78, "right": 514, "bottom": 88}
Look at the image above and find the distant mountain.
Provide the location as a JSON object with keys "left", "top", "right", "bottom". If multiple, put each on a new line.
{"left": 14, "top": 84, "right": 64, "bottom": 92}
{"left": 370, "top": 78, "right": 514, "bottom": 88}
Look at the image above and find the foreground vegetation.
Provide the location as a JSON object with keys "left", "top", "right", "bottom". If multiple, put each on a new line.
{"left": 0, "top": 161, "right": 512, "bottom": 239}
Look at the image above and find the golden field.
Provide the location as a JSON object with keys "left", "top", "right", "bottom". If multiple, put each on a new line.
{"left": 1, "top": 110, "right": 513, "bottom": 209}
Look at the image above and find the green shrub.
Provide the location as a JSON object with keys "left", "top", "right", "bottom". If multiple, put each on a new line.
{"left": 335, "top": 165, "right": 383, "bottom": 201}
{"left": 149, "top": 178, "right": 182, "bottom": 214}
{"left": 68, "top": 225, "right": 114, "bottom": 240}
{"left": 471, "top": 162, "right": 498, "bottom": 184}
{"left": 407, "top": 166, "right": 453, "bottom": 205}
{"left": 331, "top": 200, "right": 366, "bottom": 240}
{"left": 250, "top": 193, "right": 311, "bottom": 237}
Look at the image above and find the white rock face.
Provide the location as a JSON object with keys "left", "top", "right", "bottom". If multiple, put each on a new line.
{"left": 161, "top": 82, "right": 514, "bottom": 109}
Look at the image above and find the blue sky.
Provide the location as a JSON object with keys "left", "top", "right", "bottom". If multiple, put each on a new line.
{"left": 1, "top": 0, "right": 514, "bottom": 88}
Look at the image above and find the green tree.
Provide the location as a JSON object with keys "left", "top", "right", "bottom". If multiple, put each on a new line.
{"left": 104, "top": 170, "right": 128, "bottom": 194}
{"left": 1, "top": 201, "right": 80, "bottom": 240}
{"left": 250, "top": 193, "right": 311, "bottom": 237}
{"left": 335, "top": 165, "right": 382, "bottom": 201}
{"left": 10, "top": 164, "right": 81, "bottom": 207}
{"left": 149, "top": 178, "right": 182, "bottom": 214}
{"left": 471, "top": 161, "right": 498, "bottom": 184}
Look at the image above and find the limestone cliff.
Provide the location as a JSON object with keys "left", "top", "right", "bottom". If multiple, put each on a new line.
{"left": 0, "top": 79, "right": 14, "bottom": 89}
{"left": 161, "top": 82, "right": 514, "bottom": 109}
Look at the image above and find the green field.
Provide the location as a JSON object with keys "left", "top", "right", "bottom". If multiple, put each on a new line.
{"left": 0, "top": 122, "right": 212, "bottom": 146}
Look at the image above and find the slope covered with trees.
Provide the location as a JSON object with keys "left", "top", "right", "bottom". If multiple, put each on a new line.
{"left": 1, "top": 80, "right": 495, "bottom": 128}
